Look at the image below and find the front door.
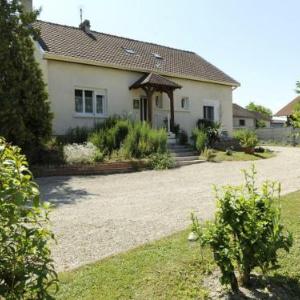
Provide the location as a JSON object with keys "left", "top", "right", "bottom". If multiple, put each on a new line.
{"left": 140, "top": 97, "right": 148, "bottom": 122}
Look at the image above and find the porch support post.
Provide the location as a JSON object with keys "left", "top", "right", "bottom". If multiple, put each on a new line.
{"left": 167, "top": 89, "right": 175, "bottom": 133}
{"left": 142, "top": 86, "right": 154, "bottom": 126}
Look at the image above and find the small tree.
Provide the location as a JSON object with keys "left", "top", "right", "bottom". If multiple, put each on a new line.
{"left": 191, "top": 166, "right": 292, "bottom": 292}
{"left": 0, "top": 137, "right": 58, "bottom": 299}
{"left": 246, "top": 102, "right": 272, "bottom": 119}
{"left": 0, "top": 0, "right": 52, "bottom": 161}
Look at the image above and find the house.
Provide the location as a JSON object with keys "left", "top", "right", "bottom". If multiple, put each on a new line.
{"left": 233, "top": 103, "right": 271, "bottom": 129}
{"left": 275, "top": 95, "right": 300, "bottom": 119}
{"left": 31, "top": 7, "right": 239, "bottom": 137}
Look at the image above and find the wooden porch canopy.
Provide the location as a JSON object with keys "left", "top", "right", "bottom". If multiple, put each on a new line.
{"left": 129, "top": 72, "right": 181, "bottom": 132}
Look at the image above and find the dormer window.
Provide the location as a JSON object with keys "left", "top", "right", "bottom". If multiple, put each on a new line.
{"left": 123, "top": 48, "right": 135, "bottom": 55}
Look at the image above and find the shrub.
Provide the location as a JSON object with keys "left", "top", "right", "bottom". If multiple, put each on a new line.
{"left": 178, "top": 130, "right": 188, "bottom": 145}
{"left": 148, "top": 152, "right": 175, "bottom": 170}
{"left": 0, "top": 1, "right": 52, "bottom": 163}
{"left": 122, "top": 122, "right": 167, "bottom": 158}
{"left": 191, "top": 166, "right": 293, "bottom": 292}
{"left": 234, "top": 129, "right": 258, "bottom": 151}
{"left": 57, "top": 126, "right": 92, "bottom": 144}
{"left": 197, "top": 119, "right": 220, "bottom": 146}
{"left": 0, "top": 137, "right": 57, "bottom": 299}
{"left": 63, "top": 142, "right": 100, "bottom": 164}
{"left": 191, "top": 128, "right": 208, "bottom": 153}
{"left": 201, "top": 147, "right": 216, "bottom": 161}
{"left": 89, "top": 119, "right": 132, "bottom": 155}
{"left": 36, "top": 138, "right": 65, "bottom": 165}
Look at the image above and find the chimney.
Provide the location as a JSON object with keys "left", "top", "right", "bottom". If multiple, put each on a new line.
{"left": 79, "top": 19, "right": 91, "bottom": 33}
{"left": 21, "top": 0, "right": 33, "bottom": 12}
{"left": 79, "top": 19, "right": 96, "bottom": 40}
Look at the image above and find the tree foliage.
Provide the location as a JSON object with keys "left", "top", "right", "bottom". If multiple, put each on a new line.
{"left": 246, "top": 102, "right": 272, "bottom": 118}
{"left": 191, "top": 166, "right": 292, "bottom": 292}
{"left": 296, "top": 81, "right": 300, "bottom": 94}
{"left": 0, "top": 137, "right": 57, "bottom": 299}
{"left": 0, "top": 0, "right": 52, "bottom": 161}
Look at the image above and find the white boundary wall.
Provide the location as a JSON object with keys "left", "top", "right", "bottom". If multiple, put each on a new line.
{"left": 256, "top": 127, "right": 300, "bottom": 143}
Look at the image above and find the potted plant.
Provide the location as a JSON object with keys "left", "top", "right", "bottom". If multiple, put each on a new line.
{"left": 233, "top": 129, "right": 258, "bottom": 154}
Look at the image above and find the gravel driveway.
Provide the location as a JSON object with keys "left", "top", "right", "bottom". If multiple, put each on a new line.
{"left": 38, "top": 146, "right": 300, "bottom": 271}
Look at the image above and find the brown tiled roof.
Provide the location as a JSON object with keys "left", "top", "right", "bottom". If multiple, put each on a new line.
{"left": 233, "top": 103, "right": 270, "bottom": 121}
{"left": 275, "top": 96, "right": 300, "bottom": 116}
{"left": 34, "top": 20, "right": 239, "bottom": 86}
{"left": 129, "top": 72, "right": 181, "bottom": 90}
{"left": 233, "top": 103, "right": 256, "bottom": 119}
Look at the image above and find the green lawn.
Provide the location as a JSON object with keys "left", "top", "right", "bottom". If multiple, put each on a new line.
{"left": 54, "top": 191, "right": 300, "bottom": 299}
{"left": 205, "top": 149, "right": 275, "bottom": 162}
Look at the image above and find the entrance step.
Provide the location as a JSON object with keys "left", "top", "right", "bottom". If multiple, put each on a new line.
{"left": 171, "top": 151, "right": 199, "bottom": 157}
{"left": 167, "top": 143, "right": 204, "bottom": 167}
{"left": 174, "top": 155, "right": 200, "bottom": 161}
{"left": 177, "top": 160, "right": 205, "bottom": 167}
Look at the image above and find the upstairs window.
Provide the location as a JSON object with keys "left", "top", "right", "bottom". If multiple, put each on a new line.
{"left": 203, "top": 105, "right": 214, "bottom": 121}
{"left": 181, "top": 97, "right": 190, "bottom": 110}
{"left": 74, "top": 88, "right": 107, "bottom": 116}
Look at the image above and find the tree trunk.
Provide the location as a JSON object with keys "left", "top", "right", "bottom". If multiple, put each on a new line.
{"left": 240, "top": 267, "right": 251, "bottom": 287}
{"left": 230, "top": 272, "right": 239, "bottom": 293}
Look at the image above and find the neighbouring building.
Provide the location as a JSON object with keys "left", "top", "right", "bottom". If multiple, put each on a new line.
{"left": 233, "top": 103, "right": 271, "bottom": 129}
{"left": 30, "top": 6, "right": 239, "bottom": 137}
{"left": 275, "top": 95, "right": 300, "bottom": 119}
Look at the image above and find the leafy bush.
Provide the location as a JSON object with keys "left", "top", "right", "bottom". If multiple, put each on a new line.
{"left": 122, "top": 122, "right": 167, "bottom": 158}
{"left": 191, "top": 128, "right": 208, "bottom": 153}
{"left": 36, "top": 138, "right": 65, "bottom": 165}
{"left": 63, "top": 142, "right": 101, "bottom": 164}
{"left": 234, "top": 129, "right": 258, "bottom": 150}
{"left": 191, "top": 166, "right": 293, "bottom": 292}
{"left": 0, "top": 137, "right": 57, "bottom": 299}
{"left": 177, "top": 130, "right": 188, "bottom": 145}
{"left": 225, "top": 148, "right": 233, "bottom": 156}
{"left": 57, "top": 126, "right": 92, "bottom": 144}
{"left": 201, "top": 147, "right": 216, "bottom": 161}
{"left": 148, "top": 152, "right": 175, "bottom": 170}
{"left": 197, "top": 119, "right": 220, "bottom": 146}
{"left": 89, "top": 119, "right": 131, "bottom": 155}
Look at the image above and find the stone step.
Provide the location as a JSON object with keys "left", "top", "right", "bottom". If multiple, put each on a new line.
{"left": 167, "top": 144, "right": 188, "bottom": 149}
{"left": 169, "top": 147, "right": 195, "bottom": 153}
{"left": 174, "top": 155, "right": 200, "bottom": 162}
{"left": 171, "top": 151, "right": 199, "bottom": 157}
{"left": 176, "top": 160, "right": 205, "bottom": 167}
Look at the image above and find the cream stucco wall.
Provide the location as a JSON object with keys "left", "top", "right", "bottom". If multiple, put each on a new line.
{"left": 36, "top": 50, "right": 234, "bottom": 137}
{"left": 233, "top": 117, "right": 256, "bottom": 129}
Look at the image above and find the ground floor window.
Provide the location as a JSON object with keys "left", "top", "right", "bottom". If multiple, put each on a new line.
{"left": 239, "top": 119, "right": 246, "bottom": 126}
{"left": 155, "top": 94, "right": 163, "bottom": 109}
{"left": 181, "top": 97, "right": 190, "bottom": 110}
{"left": 74, "top": 88, "right": 107, "bottom": 116}
{"left": 203, "top": 105, "right": 214, "bottom": 121}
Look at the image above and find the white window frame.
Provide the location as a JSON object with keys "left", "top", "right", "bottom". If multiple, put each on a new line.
{"left": 74, "top": 88, "right": 107, "bottom": 118}
{"left": 181, "top": 97, "right": 190, "bottom": 111}
{"left": 202, "top": 100, "right": 220, "bottom": 122}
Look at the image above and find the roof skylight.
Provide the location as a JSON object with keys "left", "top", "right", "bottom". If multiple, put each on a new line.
{"left": 123, "top": 48, "right": 136, "bottom": 55}
{"left": 152, "top": 53, "right": 163, "bottom": 59}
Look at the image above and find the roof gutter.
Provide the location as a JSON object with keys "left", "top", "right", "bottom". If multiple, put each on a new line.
{"left": 43, "top": 52, "right": 240, "bottom": 88}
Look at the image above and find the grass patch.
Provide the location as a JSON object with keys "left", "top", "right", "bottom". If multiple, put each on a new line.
{"left": 54, "top": 191, "right": 300, "bottom": 299}
{"left": 203, "top": 149, "right": 275, "bottom": 162}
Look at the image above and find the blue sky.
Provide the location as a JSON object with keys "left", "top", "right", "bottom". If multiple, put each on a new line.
{"left": 34, "top": 0, "right": 300, "bottom": 114}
